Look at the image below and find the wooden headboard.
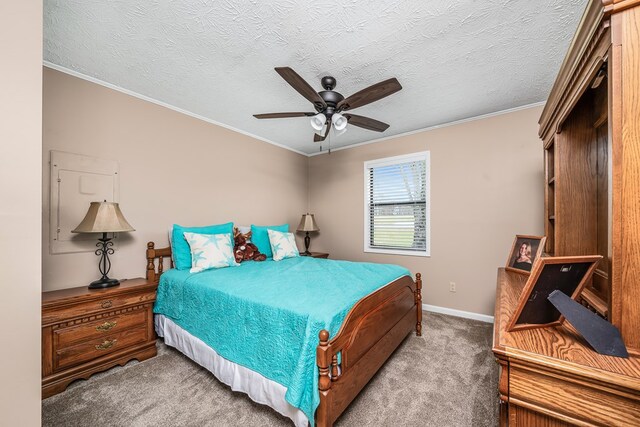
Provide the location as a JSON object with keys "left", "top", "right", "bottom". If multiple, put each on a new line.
{"left": 146, "top": 241, "right": 172, "bottom": 284}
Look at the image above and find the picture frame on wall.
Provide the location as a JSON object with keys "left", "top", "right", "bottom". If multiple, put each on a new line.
{"left": 506, "top": 255, "right": 602, "bottom": 332}
{"left": 505, "top": 235, "right": 546, "bottom": 275}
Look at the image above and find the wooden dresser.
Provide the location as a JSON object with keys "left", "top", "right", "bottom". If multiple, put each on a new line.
{"left": 539, "top": 0, "right": 640, "bottom": 336}
{"left": 493, "top": 1, "right": 640, "bottom": 424}
{"left": 42, "top": 278, "right": 157, "bottom": 398}
{"left": 493, "top": 269, "right": 640, "bottom": 426}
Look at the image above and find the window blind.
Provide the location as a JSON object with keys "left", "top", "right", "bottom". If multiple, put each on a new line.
{"left": 366, "top": 157, "right": 427, "bottom": 252}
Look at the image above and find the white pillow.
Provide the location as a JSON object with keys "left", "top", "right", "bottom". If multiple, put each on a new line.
{"left": 267, "top": 229, "right": 300, "bottom": 261}
{"left": 183, "top": 232, "right": 239, "bottom": 273}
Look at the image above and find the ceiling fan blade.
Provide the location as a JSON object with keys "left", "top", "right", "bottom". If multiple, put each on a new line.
{"left": 275, "top": 67, "right": 327, "bottom": 108}
{"left": 344, "top": 114, "right": 389, "bottom": 132}
{"left": 253, "top": 112, "right": 315, "bottom": 119}
{"left": 345, "top": 114, "right": 390, "bottom": 132}
{"left": 338, "top": 78, "right": 402, "bottom": 111}
{"left": 314, "top": 119, "right": 332, "bottom": 142}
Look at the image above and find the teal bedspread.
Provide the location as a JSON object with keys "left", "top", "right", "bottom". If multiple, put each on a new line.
{"left": 153, "top": 256, "right": 410, "bottom": 425}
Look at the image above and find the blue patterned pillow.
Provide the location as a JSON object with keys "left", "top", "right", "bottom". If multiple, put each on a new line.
{"left": 267, "top": 229, "right": 300, "bottom": 261}
{"left": 182, "top": 232, "right": 239, "bottom": 273}
{"left": 172, "top": 222, "right": 233, "bottom": 270}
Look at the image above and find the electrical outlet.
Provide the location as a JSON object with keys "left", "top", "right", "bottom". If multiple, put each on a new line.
{"left": 449, "top": 282, "right": 456, "bottom": 292}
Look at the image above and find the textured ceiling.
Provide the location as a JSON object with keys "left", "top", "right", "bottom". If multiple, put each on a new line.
{"left": 44, "top": 0, "right": 588, "bottom": 155}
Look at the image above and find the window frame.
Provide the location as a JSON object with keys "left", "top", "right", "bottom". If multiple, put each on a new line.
{"left": 363, "top": 151, "right": 431, "bottom": 257}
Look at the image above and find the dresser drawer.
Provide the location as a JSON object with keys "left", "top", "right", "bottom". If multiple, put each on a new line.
{"left": 43, "top": 290, "right": 155, "bottom": 325}
{"left": 54, "top": 326, "right": 149, "bottom": 371}
{"left": 54, "top": 309, "right": 148, "bottom": 349}
{"left": 509, "top": 365, "right": 640, "bottom": 426}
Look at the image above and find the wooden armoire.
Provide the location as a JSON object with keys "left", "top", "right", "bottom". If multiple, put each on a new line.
{"left": 493, "top": 1, "right": 640, "bottom": 425}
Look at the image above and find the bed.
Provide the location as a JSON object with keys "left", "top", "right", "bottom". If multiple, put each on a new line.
{"left": 146, "top": 241, "right": 422, "bottom": 426}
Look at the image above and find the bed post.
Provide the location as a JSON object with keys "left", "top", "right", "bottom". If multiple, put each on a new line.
{"left": 415, "top": 273, "right": 422, "bottom": 336}
{"left": 146, "top": 242, "right": 157, "bottom": 283}
{"left": 316, "top": 329, "right": 332, "bottom": 427}
{"left": 145, "top": 241, "right": 172, "bottom": 284}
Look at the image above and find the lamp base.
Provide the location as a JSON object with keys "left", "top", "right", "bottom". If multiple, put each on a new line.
{"left": 89, "top": 277, "right": 120, "bottom": 289}
{"left": 304, "top": 232, "right": 311, "bottom": 254}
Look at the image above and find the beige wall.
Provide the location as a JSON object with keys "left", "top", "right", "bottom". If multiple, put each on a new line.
{"left": 42, "top": 67, "right": 543, "bottom": 316}
{"left": 0, "top": 0, "right": 42, "bottom": 424}
{"left": 309, "top": 106, "right": 544, "bottom": 316}
{"left": 43, "top": 68, "right": 308, "bottom": 291}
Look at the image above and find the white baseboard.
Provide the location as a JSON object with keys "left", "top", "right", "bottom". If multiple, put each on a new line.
{"left": 423, "top": 304, "right": 494, "bottom": 323}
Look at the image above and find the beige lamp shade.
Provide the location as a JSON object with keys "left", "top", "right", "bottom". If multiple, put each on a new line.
{"left": 297, "top": 213, "right": 319, "bottom": 232}
{"left": 72, "top": 201, "right": 135, "bottom": 233}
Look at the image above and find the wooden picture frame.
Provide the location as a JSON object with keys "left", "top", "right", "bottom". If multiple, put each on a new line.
{"left": 505, "top": 235, "right": 546, "bottom": 275}
{"left": 507, "top": 255, "right": 602, "bottom": 332}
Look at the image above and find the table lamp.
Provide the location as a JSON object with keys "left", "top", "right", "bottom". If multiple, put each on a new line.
{"left": 72, "top": 201, "right": 135, "bottom": 289}
{"left": 297, "top": 213, "right": 319, "bottom": 255}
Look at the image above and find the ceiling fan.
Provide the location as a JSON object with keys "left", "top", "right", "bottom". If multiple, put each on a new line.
{"left": 254, "top": 67, "right": 402, "bottom": 142}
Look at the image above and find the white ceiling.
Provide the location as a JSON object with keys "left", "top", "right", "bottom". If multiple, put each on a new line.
{"left": 44, "top": 0, "right": 588, "bottom": 155}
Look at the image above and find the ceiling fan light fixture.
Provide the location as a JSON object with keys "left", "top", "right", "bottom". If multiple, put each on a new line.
{"left": 335, "top": 126, "right": 347, "bottom": 137}
{"left": 332, "top": 113, "right": 348, "bottom": 131}
{"left": 310, "top": 113, "right": 326, "bottom": 131}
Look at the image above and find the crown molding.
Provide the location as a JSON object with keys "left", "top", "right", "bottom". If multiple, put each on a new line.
{"left": 308, "top": 101, "right": 546, "bottom": 157}
{"left": 43, "top": 61, "right": 308, "bottom": 157}
{"left": 603, "top": 0, "right": 640, "bottom": 15}
{"left": 45, "top": 62, "right": 545, "bottom": 159}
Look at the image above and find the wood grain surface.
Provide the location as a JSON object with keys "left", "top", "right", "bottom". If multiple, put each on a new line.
{"left": 618, "top": 4, "right": 640, "bottom": 353}
{"left": 505, "top": 1, "right": 640, "bottom": 424}
{"left": 494, "top": 269, "right": 640, "bottom": 426}
{"left": 42, "top": 279, "right": 157, "bottom": 398}
{"left": 555, "top": 99, "right": 598, "bottom": 257}
{"left": 509, "top": 405, "right": 572, "bottom": 427}
{"left": 495, "top": 269, "right": 640, "bottom": 383}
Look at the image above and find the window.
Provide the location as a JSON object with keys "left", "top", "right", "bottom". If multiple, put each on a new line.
{"left": 364, "top": 152, "right": 430, "bottom": 256}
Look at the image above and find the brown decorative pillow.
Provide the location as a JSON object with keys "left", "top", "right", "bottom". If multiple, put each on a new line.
{"left": 233, "top": 227, "right": 267, "bottom": 263}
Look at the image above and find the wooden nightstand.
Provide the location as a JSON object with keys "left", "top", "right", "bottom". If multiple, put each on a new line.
{"left": 42, "top": 278, "right": 157, "bottom": 398}
{"left": 301, "top": 252, "right": 329, "bottom": 259}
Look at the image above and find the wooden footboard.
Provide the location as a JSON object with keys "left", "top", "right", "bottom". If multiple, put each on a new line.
{"left": 316, "top": 273, "right": 422, "bottom": 427}
{"left": 145, "top": 241, "right": 422, "bottom": 426}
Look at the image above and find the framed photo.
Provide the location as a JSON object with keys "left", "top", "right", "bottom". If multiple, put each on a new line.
{"left": 507, "top": 255, "right": 602, "bottom": 332}
{"left": 505, "top": 235, "right": 546, "bottom": 275}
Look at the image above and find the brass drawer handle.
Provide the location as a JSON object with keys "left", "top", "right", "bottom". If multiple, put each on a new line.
{"left": 95, "top": 339, "right": 117, "bottom": 350}
{"left": 100, "top": 300, "right": 113, "bottom": 309}
{"left": 95, "top": 321, "right": 117, "bottom": 332}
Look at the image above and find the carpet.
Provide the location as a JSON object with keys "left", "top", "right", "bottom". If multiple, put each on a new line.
{"left": 42, "top": 312, "right": 498, "bottom": 426}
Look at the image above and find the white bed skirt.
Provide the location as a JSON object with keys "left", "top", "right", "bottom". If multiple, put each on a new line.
{"left": 154, "top": 314, "right": 309, "bottom": 427}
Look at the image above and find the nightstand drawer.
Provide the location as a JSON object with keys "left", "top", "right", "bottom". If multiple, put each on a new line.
{"left": 43, "top": 291, "right": 155, "bottom": 325}
{"left": 54, "top": 326, "right": 149, "bottom": 371}
{"left": 54, "top": 309, "right": 148, "bottom": 349}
